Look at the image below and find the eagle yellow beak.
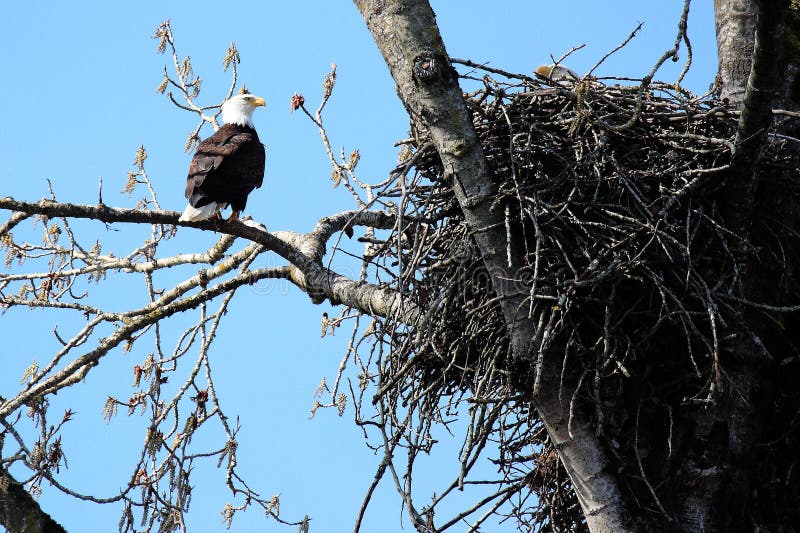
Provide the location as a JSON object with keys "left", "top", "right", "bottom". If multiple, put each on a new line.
{"left": 252, "top": 97, "right": 266, "bottom": 107}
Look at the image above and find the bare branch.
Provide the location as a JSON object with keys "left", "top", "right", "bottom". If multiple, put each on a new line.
{"left": 0, "top": 197, "right": 411, "bottom": 319}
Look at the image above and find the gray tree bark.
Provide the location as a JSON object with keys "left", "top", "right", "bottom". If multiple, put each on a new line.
{"left": 357, "top": 1, "right": 795, "bottom": 532}
{"left": 723, "top": 0, "right": 790, "bottom": 231}
{"left": 716, "top": 0, "right": 800, "bottom": 112}
{"left": 0, "top": 467, "right": 66, "bottom": 533}
{"left": 714, "top": 0, "right": 757, "bottom": 107}
{"left": 354, "top": 1, "right": 635, "bottom": 531}
{"left": 677, "top": 1, "right": 791, "bottom": 531}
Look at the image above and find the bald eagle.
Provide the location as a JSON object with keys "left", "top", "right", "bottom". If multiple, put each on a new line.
{"left": 179, "top": 92, "right": 266, "bottom": 222}
{"left": 535, "top": 64, "right": 580, "bottom": 83}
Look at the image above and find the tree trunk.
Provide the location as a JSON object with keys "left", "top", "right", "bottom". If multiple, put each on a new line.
{"left": 777, "top": 2, "right": 800, "bottom": 131}
{"left": 678, "top": 1, "right": 792, "bottom": 531}
{"left": 359, "top": 1, "right": 797, "bottom": 532}
{"left": 714, "top": 0, "right": 757, "bottom": 107}
{"left": 0, "top": 467, "right": 67, "bottom": 533}
{"left": 354, "top": 1, "right": 636, "bottom": 531}
{"left": 716, "top": 0, "right": 800, "bottom": 115}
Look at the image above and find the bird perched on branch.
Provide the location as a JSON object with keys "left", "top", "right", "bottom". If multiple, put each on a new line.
{"left": 535, "top": 64, "right": 580, "bottom": 83}
{"left": 179, "top": 88, "right": 266, "bottom": 222}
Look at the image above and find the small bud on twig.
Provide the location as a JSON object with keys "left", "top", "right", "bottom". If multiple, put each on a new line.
{"left": 290, "top": 93, "right": 305, "bottom": 112}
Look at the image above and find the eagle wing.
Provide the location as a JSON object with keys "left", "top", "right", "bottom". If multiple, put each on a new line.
{"left": 184, "top": 129, "right": 264, "bottom": 209}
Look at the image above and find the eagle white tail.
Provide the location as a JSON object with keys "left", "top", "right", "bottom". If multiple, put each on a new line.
{"left": 179, "top": 203, "right": 219, "bottom": 222}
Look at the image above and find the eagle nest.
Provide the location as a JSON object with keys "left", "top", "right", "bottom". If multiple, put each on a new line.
{"left": 351, "top": 70, "right": 800, "bottom": 530}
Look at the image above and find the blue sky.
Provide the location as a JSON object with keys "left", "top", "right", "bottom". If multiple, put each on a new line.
{"left": 0, "top": 2, "right": 717, "bottom": 532}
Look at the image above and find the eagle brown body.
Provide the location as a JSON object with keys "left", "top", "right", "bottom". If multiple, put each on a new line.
{"left": 179, "top": 91, "right": 266, "bottom": 222}
{"left": 184, "top": 123, "right": 265, "bottom": 215}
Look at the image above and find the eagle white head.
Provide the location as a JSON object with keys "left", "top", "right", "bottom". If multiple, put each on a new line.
{"left": 221, "top": 93, "right": 266, "bottom": 128}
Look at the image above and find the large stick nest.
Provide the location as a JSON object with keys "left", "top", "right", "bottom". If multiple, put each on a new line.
{"left": 358, "top": 72, "right": 800, "bottom": 530}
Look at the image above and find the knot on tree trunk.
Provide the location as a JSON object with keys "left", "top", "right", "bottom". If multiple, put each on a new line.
{"left": 412, "top": 52, "right": 455, "bottom": 86}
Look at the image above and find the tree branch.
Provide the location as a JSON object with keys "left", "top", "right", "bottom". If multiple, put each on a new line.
{"left": 724, "top": 0, "right": 790, "bottom": 233}
{"left": 0, "top": 466, "right": 67, "bottom": 533}
{"left": 353, "top": 0, "right": 527, "bottom": 362}
{"left": 354, "top": 1, "right": 636, "bottom": 531}
{"left": 0, "top": 197, "right": 411, "bottom": 320}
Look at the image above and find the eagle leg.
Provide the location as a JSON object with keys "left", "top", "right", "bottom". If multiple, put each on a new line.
{"left": 227, "top": 211, "right": 241, "bottom": 223}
